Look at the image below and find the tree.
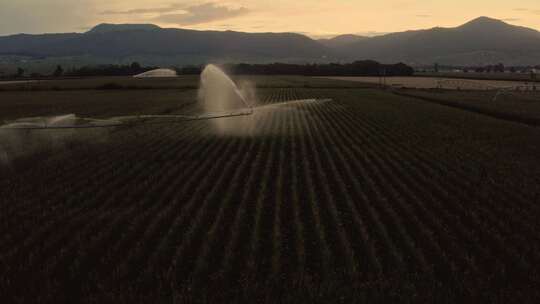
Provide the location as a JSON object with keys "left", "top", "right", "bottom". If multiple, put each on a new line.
{"left": 130, "top": 62, "right": 142, "bottom": 74}
{"left": 16, "top": 67, "right": 25, "bottom": 78}
{"left": 53, "top": 65, "right": 64, "bottom": 77}
{"left": 130, "top": 62, "right": 141, "bottom": 70}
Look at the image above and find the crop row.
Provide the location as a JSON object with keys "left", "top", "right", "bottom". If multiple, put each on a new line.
{"left": 2, "top": 87, "right": 540, "bottom": 301}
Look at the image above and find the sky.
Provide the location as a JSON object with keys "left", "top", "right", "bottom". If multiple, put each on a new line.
{"left": 1, "top": 0, "right": 540, "bottom": 38}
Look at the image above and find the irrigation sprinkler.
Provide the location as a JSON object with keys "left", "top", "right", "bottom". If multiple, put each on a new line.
{"left": 0, "top": 64, "right": 333, "bottom": 131}
{"left": 0, "top": 108, "right": 254, "bottom": 131}
{"left": 0, "top": 99, "right": 338, "bottom": 131}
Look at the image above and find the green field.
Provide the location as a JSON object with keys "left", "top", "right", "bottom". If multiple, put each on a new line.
{"left": 395, "top": 88, "right": 540, "bottom": 126}
{"left": 416, "top": 71, "right": 540, "bottom": 83}
{"left": 1, "top": 76, "right": 540, "bottom": 303}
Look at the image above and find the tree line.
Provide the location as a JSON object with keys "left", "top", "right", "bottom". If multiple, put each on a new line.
{"left": 180, "top": 61, "right": 414, "bottom": 76}
{"left": 2, "top": 61, "right": 414, "bottom": 79}
{"left": 66, "top": 62, "right": 156, "bottom": 77}
{"left": 1, "top": 62, "right": 156, "bottom": 79}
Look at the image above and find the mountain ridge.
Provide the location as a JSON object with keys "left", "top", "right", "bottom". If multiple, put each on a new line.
{"left": 318, "top": 34, "right": 367, "bottom": 48}
{"left": 330, "top": 17, "right": 540, "bottom": 65}
{"left": 1, "top": 17, "right": 539, "bottom": 67}
{"left": 86, "top": 23, "right": 162, "bottom": 34}
{"left": 0, "top": 25, "right": 332, "bottom": 64}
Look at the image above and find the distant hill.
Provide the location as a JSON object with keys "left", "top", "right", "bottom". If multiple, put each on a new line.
{"left": 0, "top": 24, "right": 332, "bottom": 66}
{"left": 86, "top": 23, "right": 161, "bottom": 34}
{"left": 0, "top": 17, "right": 539, "bottom": 68}
{"left": 318, "top": 35, "right": 367, "bottom": 48}
{"left": 330, "top": 17, "right": 540, "bottom": 65}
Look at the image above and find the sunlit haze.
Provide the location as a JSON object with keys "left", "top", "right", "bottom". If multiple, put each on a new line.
{"left": 1, "top": 0, "right": 539, "bottom": 37}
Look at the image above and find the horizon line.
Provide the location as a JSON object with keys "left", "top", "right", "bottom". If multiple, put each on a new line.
{"left": 1, "top": 16, "right": 538, "bottom": 40}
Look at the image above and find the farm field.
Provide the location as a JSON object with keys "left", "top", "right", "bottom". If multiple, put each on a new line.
{"left": 395, "top": 89, "right": 540, "bottom": 126}
{"left": 416, "top": 72, "right": 540, "bottom": 83}
{"left": 0, "top": 75, "right": 372, "bottom": 92}
{"left": 0, "top": 80, "right": 41, "bottom": 86}
{"left": 323, "top": 76, "right": 537, "bottom": 89}
{"left": 1, "top": 76, "right": 540, "bottom": 302}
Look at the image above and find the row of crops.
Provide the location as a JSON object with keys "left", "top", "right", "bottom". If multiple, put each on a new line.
{"left": 396, "top": 88, "right": 540, "bottom": 126}
{"left": 1, "top": 86, "right": 540, "bottom": 302}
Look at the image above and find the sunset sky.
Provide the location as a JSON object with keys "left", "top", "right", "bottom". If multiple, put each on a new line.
{"left": 1, "top": 0, "right": 539, "bottom": 38}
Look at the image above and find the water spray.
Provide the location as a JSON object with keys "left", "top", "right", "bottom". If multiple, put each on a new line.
{"left": 0, "top": 64, "right": 332, "bottom": 131}
{"left": 1, "top": 65, "right": 255, "bottom": 130}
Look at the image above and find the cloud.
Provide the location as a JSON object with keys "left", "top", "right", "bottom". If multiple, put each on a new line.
{"left": 513, "top": 8, "right": 540, "bottom": 14}
{"left": 502, "top": 18, "right": 521, "bottom": 22}
{"left": 154, "top": 3, "right": 249, "bottom": 26}
{"left": 101, "top": 2, "right": 249, "bottom": 26}
{"left": 355, "top": 31, "right": 390, "bottom": 37}
{"left": 0, "top": 0, "right": 97, "bottom": 35}
{"left": 101, "top": 3, "right": 185, "bottom": 15}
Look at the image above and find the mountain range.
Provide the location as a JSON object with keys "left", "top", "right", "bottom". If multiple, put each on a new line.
{"left": 1, "top": 17, "right": 539, "bottom": 68}
{"left": 329, "top": 17, "right": 540, "bottom": 66}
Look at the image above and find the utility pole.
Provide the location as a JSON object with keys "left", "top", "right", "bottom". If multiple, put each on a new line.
{"left": 379, "top": 67, "right": 387, "bottom": 88}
